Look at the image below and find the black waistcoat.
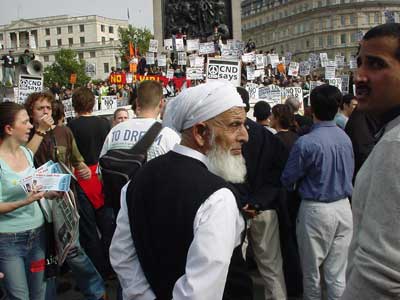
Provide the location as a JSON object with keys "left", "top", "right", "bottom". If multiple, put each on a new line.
{"left": 127, "top": 151, "right": 252, "bottom": 300}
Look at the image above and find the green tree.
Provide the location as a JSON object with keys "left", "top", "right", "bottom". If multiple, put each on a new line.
{"left": 43, "top": 49, "right": 90, "bottom": 87}
{"left": 118, "top": 25, "right": 153, "bottom": 68}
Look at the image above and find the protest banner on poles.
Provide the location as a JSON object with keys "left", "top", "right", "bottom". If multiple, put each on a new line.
{"left": 149, "top": 39, "right": 158, "bottom": 53}
{"left": 18, "top": 74, "right": 43, "bottom": 104}
{"left": 206, "top": 58, "right": 241, "bottom": 86}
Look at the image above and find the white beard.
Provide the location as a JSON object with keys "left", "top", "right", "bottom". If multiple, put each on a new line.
{"left": 207, "top": 142, "right": 247, "bottom": 184}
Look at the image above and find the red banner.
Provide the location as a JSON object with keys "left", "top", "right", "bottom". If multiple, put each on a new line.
{"left": 109, "top": 72, "right": 127, "bottom": 85}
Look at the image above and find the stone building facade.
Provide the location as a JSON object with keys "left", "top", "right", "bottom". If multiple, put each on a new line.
{"left": 0, "top": 15, "right": 128, "bottom": 80}
{"left": 241, "top": 0, "right": 400, "bottom": 61}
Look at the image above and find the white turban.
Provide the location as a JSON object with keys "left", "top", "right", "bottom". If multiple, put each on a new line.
{"left": 162, "top": 81, "right": 245, "bottom": 132}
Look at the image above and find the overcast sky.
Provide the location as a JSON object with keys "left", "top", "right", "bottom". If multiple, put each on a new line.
{"left": 0, "top": 0, "right": 154, "bottom": 31}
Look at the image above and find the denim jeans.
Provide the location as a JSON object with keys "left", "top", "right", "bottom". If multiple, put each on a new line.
{"left": 0, "top": 226, "right": 47, "bottom": 300}
{"left": 75, "top": 184, "right": 115, "bottom": 280}
{"left": 45, "top": 239, "right": 105, "bottom": 300}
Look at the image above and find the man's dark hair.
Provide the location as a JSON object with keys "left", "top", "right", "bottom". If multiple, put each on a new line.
{"left": 363, "top": 23, "right": 400, "bottom": 61}
{"left": 271, "top": 104, "right": 294, "bottom": 130}
{"left": 72, "top": 87, "right": 95, "bottom": 114}
{"left": 236, "top": 87, "right": 250, "bottom": 112}
{"left": 340, "top": 94, "right": 355, "bottom": 110}
{"left": 310, "top": 84, "right": 341, "bottom": 121}
{"left": 253, "top": 101, "right": 272, "bottom": 122}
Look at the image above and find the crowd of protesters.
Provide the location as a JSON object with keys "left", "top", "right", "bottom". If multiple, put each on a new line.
{"left": 0, "top": 23, "right": 399, "bottom": 300}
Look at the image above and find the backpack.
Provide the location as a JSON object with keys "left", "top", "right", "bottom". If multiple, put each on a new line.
{"left": 99, "top": 122, "right": 162, "bottom": 212}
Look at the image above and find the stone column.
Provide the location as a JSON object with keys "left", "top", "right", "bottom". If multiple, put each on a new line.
{"left": 153, "top": 0, "right": 163, "bottom": 53}
{"left": 232, "top": 0, "right": 242, "bottom": 40}
{"left": 16, "top": 32, "right": 20, "bottom": 49}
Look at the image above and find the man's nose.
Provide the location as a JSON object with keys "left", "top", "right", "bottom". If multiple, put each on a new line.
{"left": 238, "top": 124, "right": 249, "bottom": 143}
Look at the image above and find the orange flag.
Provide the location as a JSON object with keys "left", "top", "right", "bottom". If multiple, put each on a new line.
{"left": 129, "top": 41, "right": 134, "bottom": 58}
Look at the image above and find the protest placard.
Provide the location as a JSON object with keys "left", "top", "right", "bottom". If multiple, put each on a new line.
{"left": 325, "top": 66, "right": 336, "bottom": 80}
{"left": 18, "top": 74, "right": 43, "bottom": 104}
{"left": 149, "top": 39, "right": 158, "bottom": 53}
{"left": 62, "top": 98, "right": 75, "bottom": 118}
{"left": 254, "top": 69, "right": 265, "bottom": 78}
{"left": 335, "top": 55, "right": 345, "bottom": 68}
{"left": 320, "top": 53, "right": 328, "bottom": 67}
{"left": 186, "top": 39, "right": 200, "bottom": 52}
{"left": 288, "top": 62, "right": 299, "bottom": 77}
{"left": 166, "top": 69, "right": 174, "bottom": 79}
{"left": 158, "top": 54, "right": 167, "bottom": 67}
{"left": 100, "top": 96, "right": 118, "bottom": 111}
{"left": 175, "top": 38, "right": 185, "bottom": 51}
{"left": 285, "top": 87, "right": 304, "bottom": 110}
{"left": 206, "top": 58, "right": 241, "bottom": 86}
{"left": 349, "top": 57, "right": 357, "bottom": 69}
{"left": 285, "top": 52, "right": 292, "bottom": 64}
{"left": 242, "top": 52, "right": 256, "bottom": 63}
{"left": 267, "top": 54, "right": 280, "bottom": 68}
{"left": 186, "top": 67, "right": 204, "bottom": 80}
{"left": 178, "top": 52, "right": 187, "bottom": 65}
{"left": 338, "top": 74, "right": 350, "bottom": 94}
{"left": 299, "top": 61, "right": 311, "bottom": 76}
{"left": 85, "top": 63, "right": 96, "bottom": 77}
{"left": 199, "top": 42, "right": 215, "bottom": 55}
{"left": 246, "top": 83, "right": 258, "bottom": 104}
{"left": 255, "top": 54, "right": 264, "bottom": 69}
{"left": 195, "top": 56, "right": 205, "bottom": 68}
{"left": 246, "top": 66, "right": 255, "bottom": 81}
{"left": 146, "top": 52, "right": 155, "bottom": 65}
{"left": 258, "top": 85, "right": 282, "bottom": 107}
{"left": 329, "top": 78, "right": 343, "bottom": 92}
{"left": 164, "top": 39, "right": 173, "bottom": 51}
{"left": 126, "top": 72, "right": 133, "bottom": 84}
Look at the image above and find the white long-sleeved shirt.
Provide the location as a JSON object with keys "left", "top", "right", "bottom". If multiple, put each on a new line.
{"left": 110, "top": 144, "right": 245, "bottom": 300}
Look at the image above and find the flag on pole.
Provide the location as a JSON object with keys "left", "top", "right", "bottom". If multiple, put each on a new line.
{"left": 127, "top": 8, "right": 130, "bottom": 20}
{"left": 129, "top": 41, "right": 134, "bottom": 57}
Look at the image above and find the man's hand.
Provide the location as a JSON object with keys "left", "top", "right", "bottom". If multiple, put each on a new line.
{"left": 37, "top": 114, "right": 54, "bottom": 133}
{"left": 44, "top": 191, "right": 63, "bottom": 199}
{"left": 242, "top": 204, "right": 260, "bottom": 219}
{"left": 76, "top": 163, "right": 91, "bottom": 180}
{"left": 26, "top": 190, "right": 46, "bottom": 204}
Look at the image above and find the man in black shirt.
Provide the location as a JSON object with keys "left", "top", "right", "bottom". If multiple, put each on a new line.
{"left": 1, "top": 50, "right": 16, "bottom": 86}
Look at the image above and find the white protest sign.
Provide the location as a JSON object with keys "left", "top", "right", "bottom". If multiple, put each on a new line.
{"left": 338, "top": 74, "right": 350, "bottom": 94}
{"left": 158, "top": 54, "right": 167, "bottom": 67}
{"left": 242, "top": 52, "right": 256, "bottom": 63}
{"left": 126, "top": 73, "right": 133, "bottom": 84}
{"left": 258, "top": 85, "right": 282, "bottom": 106}
{"left": 93, "top": 96, "right": 99, "bottom": 111}
{"left": 206, "top": 58, "right": 241, "bottom": 86}
{"left": 335, "top": 55, "right": 345, "bottom": 68}
{"left": 85, "top": 63, "right": 96, "bottom": 77}
{"left": 100, "top": 96, "right": 118, "bottom": 111}
{"left": 246, "top": 83, "right": 258, "bottom": 104}
{"left": 255, "top": 54, "right": 264, "bottom": 69}
{"left": 288, "top": 62, "right": 299, "bottom": 77}
{"left": 199, "top": 42, "right": 215, "bottom": 55}
{"left": 299, "top": 62, "right": 311, "bottom": 76}
{"left": 186, "top": 39, "right": 200, "bottom": 52}
{"left": 164, "top": 39, "right": 173, "bottom": 51}
{"left": 285, "top": 87, "right": 304, "bottom": 110}
{"left": 146, "top": 52, "right": 155, "bottom": 65}
{"left": 221, "top": 48, "right": 241, "bottom": 59}
{"left": 325, "top": 66, "right": 336, "bottom": 80}
{"left": 329, "top": 78, "right": 343, "bottom": 92}
{"left": 268, "top": 54, "right": 280, "bottom": 68}
{"left": 320, "top": 53, "right": 328, "bottom": 67}
{"left": 246, "top": 66, "right": 255, "bottom": 81}
{"left": 195, "top": 56, "right": 205, "bottom": 68}
{"left": 186, "top": 67, "right": 204, "bottom": 80}
{"left": 178, "top": 52, "right": 187, "bottom": 65}
{"left": 166, "top": 69, "right": 174, "bottom": 79}
{"left": 149, "top": 39, "right": 158, "bottom": 53}
{"left": 62, "top": 99, "right": 75, "bottom": 118}
{"left": 349, "top": 57, "right": 357, "bottom": 69}
{"left": 18, "top": 75, "right": 43, "bottom": 104}
{"left": 175, "top": 38, "right": 185, "bottom": 51}
{"left": 254, "top": 69, "right": 265, "bottom": 78}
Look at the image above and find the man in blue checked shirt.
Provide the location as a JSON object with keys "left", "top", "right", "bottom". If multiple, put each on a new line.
{"left": 281, "top": 84, "right": 354, "bottom": 300}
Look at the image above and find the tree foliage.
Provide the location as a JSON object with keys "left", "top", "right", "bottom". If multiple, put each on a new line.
{"left": 43, "top": 49, "right": 90, "bottom": 87}
{"left": 118, "top": 25, "right": 153, "bottom": 68}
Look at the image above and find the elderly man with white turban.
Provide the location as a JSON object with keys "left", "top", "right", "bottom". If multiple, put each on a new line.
{"left": 110, "top": 81, "right": 253, "bottom": 300}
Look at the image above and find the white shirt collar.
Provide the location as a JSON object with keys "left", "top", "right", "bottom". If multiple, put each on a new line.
{"left": 172, "top": 144, "right": 210, "bottom": 169}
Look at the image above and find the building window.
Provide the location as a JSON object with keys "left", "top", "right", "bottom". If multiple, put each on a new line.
{"left": 341, "top": 33, "right": 346, "bottom": 44}
{"left": 104, "top": 62, "right": 109, "bottom": 73}
{"left": 0, "top": 33, "right": 3, "bottom": 40}
{"left": 90, "top": 51, "right": 96, "bottom": 58}
{"left": 351, "top": 32, "right": 357, "bottom": 43}
{"left": 45, "top": 28, "right": 50, "bottom": 35}
{"left": 44, "top": 55, "right": 49, "bottom": 62}
{"left": 109, "top": 26, "right": 114, "bottom": 34}
{"left": 350, "top": 14, "right": 356, "bottom": 25}
{"left": 57, "top": 39, "right": 62, "bottom": 46}
{"left": 68, "top": 26, "right": 73, "bottom": 33}
{"left": 327, "top": 34, "right": 333, "bottom": 46}
{"left": 341, "top": 15, "right": 346, "bottom": 26}
{"left": 306, "top": 40, "right": 310, "bottom": 48}
{"left": 102, "top": 37, "right": 106, "bottom": 44}
{"left": 374, "top": 12, "right": 380, "bottom": 24}
{"left": 80, "top": 37, "right": 85, "bottom": 45}
{"left": 46, "top": 40, "right": 51, "bottom": 48}
{"left": 101, "top": 24, "right": 105, "bottom": 32}
{"left": 110, "top": 38, "right": 114, "bottom": 42}
{"left": 80, "top": 24, "right": 85, "bottom": 32}
{"left": 68, "top": 38, "right": 73, "bottom": 46}
{"left": 319, "top": 36, "right": 324, "bottom": 47}
{"left": 78, "top": 52, "right": 84, "bottom": 59}
{"left": 57, "top": 27, "right": 61, "bottom": 34}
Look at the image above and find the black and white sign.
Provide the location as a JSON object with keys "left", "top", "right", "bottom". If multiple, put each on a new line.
{"left": 62, "top": 99, "right": 75, "bottom": 118}
{"left": 299, "top": 62, "right": 311, "bottom": 76}
{"left": 258, "top": 85, "right": 282, "bottom": 106}
{"left": 164, "top": 39, "right": 173, "bottom": 51}
{"left": 146, "top": 52, "right": 155, "bottom": 65}
{"left": 178, "top": 52, "right": 187, "bottom": 65}
{"left": 246, "top": 83, "right": 258, "bottom": 103}
{"left": 246, "top": 66, "right": 255, "bottom": 81}
{"left": 242, "top": 52, "right": 255, "bottom": 63}
{"left": 100, "top": 96, "right": 118, "bottom": 111}
{"left": 175, "top": 38, "right": 185, "bottom": 51}
{"left": 186, "top": 39, "right": 200, "bottom": 52}
{"left": 158, "top": 54, "right": 167, "bottom": 67}
{"left": 338, "top": 74, "right": 350, "bottom": 94}
{"left": 329, "top": 78, "right": 343, "bottom": 92}
{"left": 285, "top": 87, "right": 303, "bottom": 110}
{"left": 199, "top": 42, "right": 215, "bottom": 55}
{"left": 85, "top": 63, "right": 96, "bottom": 77}
{"left": 325, "top": 66, "right": 336, "bottom": 80}
{"left": 186, "top": 67, "right": 204, "bottom": 80}
{"left": 288, "top": 62, "right": 299, "bottom": 77}
{"left": 267, "top": 54, "right": 280, "bottom": 68}
{"left": 149, "top": 39, "right": 158, "bottom": 53}
{"left": 206, "top": 58, "right": 241, "bottom": 86}
{"left": 166, "top": 69, "right": 174, "bottom": 79}
{"left": 255, "top": 54, "right": 264, "bottom": 69}
{"left": 18, "top": 75, "right": 43, "bottom": 104}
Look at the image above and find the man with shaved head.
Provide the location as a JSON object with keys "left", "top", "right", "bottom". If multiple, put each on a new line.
{"left": 110, "top": 81, "right": 252, "bottom": 300}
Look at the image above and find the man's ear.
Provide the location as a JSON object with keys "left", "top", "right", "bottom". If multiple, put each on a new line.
{"left": 4, "top": 124, "right": 13, "bottom": 136}
{"left": 192, "top": 123, "right": 209, "bottom": 147}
